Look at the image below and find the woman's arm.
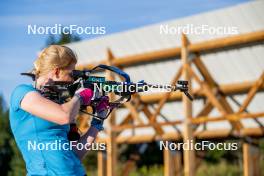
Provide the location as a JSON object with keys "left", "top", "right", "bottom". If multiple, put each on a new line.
{"left": 73, "top": 108, "right": 108, "bottom": 159}
{"left": 21, "top": 91, "right": 81, "bottom": 125}
{"left": 73, "top": 126, "right": 99, "bottom": 159}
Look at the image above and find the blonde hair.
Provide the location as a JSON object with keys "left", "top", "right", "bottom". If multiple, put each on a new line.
{"left": 32, "top": 45, "right": 77, "bottom": 78}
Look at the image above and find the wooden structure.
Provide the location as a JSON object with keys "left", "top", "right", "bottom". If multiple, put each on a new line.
{"left": 78, "top": 30, "right": 264, "bottom": 176}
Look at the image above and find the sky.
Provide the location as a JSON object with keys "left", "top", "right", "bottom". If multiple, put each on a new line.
{"left": 0, "top": 0, "right": 249, "bottom": 107}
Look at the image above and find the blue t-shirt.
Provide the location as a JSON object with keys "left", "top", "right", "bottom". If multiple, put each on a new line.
{"left": 9, "top": 84, "right": 86, "bottom": 176}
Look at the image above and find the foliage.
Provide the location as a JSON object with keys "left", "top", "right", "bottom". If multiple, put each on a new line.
{"left": 128, "top": 164, "right": 163, "bottom": 176}
{"left": 45, "top": 30, "right": 81, "bottom": 46}
{"left": 203, "top": 140, "right": 240, "bottom": 164}
{"left": 0, "top": 96, "right": 12, "bottom": 175}
{"left": 196, "top": 160, "right": 242, "bottom": 176}
{"left": 0, "top": 96, "right": 26, "bottom": 176}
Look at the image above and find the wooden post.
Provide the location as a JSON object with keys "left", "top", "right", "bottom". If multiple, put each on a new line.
{"left": 98, "top": 151, "right": 107, "bottom": 176}
{"left": 163, "top": 145, "right": 182, "bottom": 176}
{"left": 175, "top": 151, "right": 182, "bottom": 176}
{"left": 181, "top": 34, "right": 195, "bottom": 176}
{"left": 243, "top": 142, "right": 261, "bottom": 176}
{"left": 164, "top": 148, "right": 174, "bottom": 176}
{"left": 106, "top": 49, "right": 117, "bottom": 176}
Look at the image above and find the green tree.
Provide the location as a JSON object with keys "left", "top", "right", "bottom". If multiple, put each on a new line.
{"left": 45, "top": 30, "right": 81, "bottom": 46}
{"left": 0, "top": 95, "right": 12, "bottom": 175}
{"left": 0, "top": 95, "right": 26, "bottom": 176}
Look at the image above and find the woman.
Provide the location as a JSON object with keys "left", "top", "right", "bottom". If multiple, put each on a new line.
{"left": 9, "top": 45, "right": 107, "bottom": 175}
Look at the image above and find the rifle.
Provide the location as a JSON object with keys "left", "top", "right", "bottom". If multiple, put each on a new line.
{"left": 22, "top": 64, "right": 193, "bottom": 118}
{"left": 22, "top": 64, "right": 193, "bottom": 140}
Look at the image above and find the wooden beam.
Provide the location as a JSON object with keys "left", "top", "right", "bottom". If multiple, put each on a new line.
{"left": 193, "top": 101, "right": 214, "bottom": 132}
{"left": 196, "top": 101, "right": 214, "bottom": 118}
{"left": 164, "top": 148, "right": 174, "bottom": 176}
{"left": 145, "top": 67, "right": 183, "bottom": 135}
{"left": 116, "top": 95, "right": 142, "bottom": 137}
{"left": 112, "top": 119, "right": 182, "bottom": 131}
{"left": 193, "top": 56, "right": 216, "bottom": 87}
{"left": 189, "top": 30, "right": 264, "bottom": 53}
{"left": 141, "top": 105, "right": 164, "bottom": 135}
{"left": 140, "top": 81, "right": 264, "bottom": 104}
{"left": 149, "top": 67, "right": 182, "bottom": 123}
{"left": 116, "top": 93, "right": 142, "bottom": 128}
{"left": 181, "top": 34, "right": 195, "bottom": 176}
{"left": 119, "top": 113, "right": 133, "bottom": 126}
{"left": 77, "top": 30, "right": 264, "bottom": 69}
{"left": 111, "top": 111, "right": 264, "bottom": 131}
{"left": 123, "top": 102, "right": 144, "bottom": 124}
{"left": 243, "top": 143, "right": 261, "bottom": 176}
{"left": 105, "top": 49, "right": 117, "bottom": 176}
{"left": 98, "top": 151, "right": 107, "bottom": 176}
{"left": 243, "top": 143, "right": 251, "bottom": 176}
{"left": 115, "top": 67, "right": 165, "bottom": 135}
{"left": 239, "top": 72, "right": 264, "bottom": 113}
{"left": 116, "top": 113, "right": 132, "bottom": 137}
{"left": 164, "top": 148, "right": 182, "bottom": 176}
{"left": 97, "top": 127, "right": 264, "bottom": 144}
{"left": 112, "top": 66, "right": 165, "bottom": 135}
{"left": 175, "top": 151, "right": 183, "bottom": 176}
{"left": 187, "top": 65, "right": 243, "bottom": 130}
{"left": 192, "top": 56, "right": 243, "bottom": 130}
{"left": 192, "top": 112, "right": 264, "bottom": 124}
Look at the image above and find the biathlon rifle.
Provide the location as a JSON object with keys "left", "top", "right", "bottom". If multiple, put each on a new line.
{"left": 21, "top": 64, "right": 193, "bottom": 120}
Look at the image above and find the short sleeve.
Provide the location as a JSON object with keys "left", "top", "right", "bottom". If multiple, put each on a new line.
{"left": 10, "top": 84, "right": 37, "bottom": 112}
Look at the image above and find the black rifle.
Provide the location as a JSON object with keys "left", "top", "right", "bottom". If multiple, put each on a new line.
{"left": 22, "top": 64, "right": 193, "bottom": 140}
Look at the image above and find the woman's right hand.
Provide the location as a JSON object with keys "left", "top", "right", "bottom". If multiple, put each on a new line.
{"left": 75, "top": 88, "right": 93, "bottom": 105}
